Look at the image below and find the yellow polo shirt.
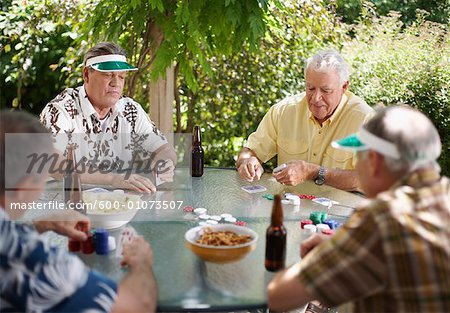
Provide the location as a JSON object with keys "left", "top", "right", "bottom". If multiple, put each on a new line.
{"left": 246, "top": 91, "right": 374, "bottom": 169}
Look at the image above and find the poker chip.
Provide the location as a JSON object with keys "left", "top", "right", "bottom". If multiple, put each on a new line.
{"left": 316, "top": 224, "right": 330, "bottom": 233}
{"left": 220, "top": 213, "right": 232, "bottom": 219}
{"left": 321, "top": 229, "right": 335, "bottom": 236}
{"left": 235, "top": 221, "right": 247, "bottom": 226}
{"left": 108, "top": 236, "right": 116, "bottom": 251}
{"left": 206, "top": 220, "right": 219, "bottom": 225}
{"left": 224, "top": 216, "right": 237, "bottom": 223}
{"left": 298, "top": 194, "right": 316, "bottom": 200}
{"left": 210, "top": 215, "right": 222, "bottom": 221}
{"left": 281, "top": 199, "right": 290, "bottom": 205}
{"left": 68, "top": 238, "right": 80, "bottom": 252}
{"left": 262, "top": 194, "right": 275, "bottom": 200}
{"left": 323, "top": 219, "right": 338, "bottom": 230}
{"left": 199, "top": 221, "right": 208, "bottom": 226}
{"left": 303, "top": 224, "right": 317, "bottom": 234}
{"left": 194, "top": 208, "right": 207, "bottom": 215}
{"left": 300, "top": 219, "right": 313, "bottom": 229}
{"left": 310, "top": 211, "right": 327, "bottom": 225}
{"left": 183, "top": 206, "right": 195, "bottom": 213}
{"left": 199, "top": 214, "right": 210, "bottom": 220}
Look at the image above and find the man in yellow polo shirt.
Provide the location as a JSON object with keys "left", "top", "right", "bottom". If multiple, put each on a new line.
{"left": 236, "top": 50, "right": 373, "bottom": 191}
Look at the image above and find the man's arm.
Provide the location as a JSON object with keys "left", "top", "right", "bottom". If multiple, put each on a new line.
{"left": 267, "top": 263, "right": 315, "bottom": 312}
{"left": 113, "top": 237, "right": 157, "bottom": 313}
{"left": 272, "top": 160, "right": 361, "bottom": 191}
{"left": 236, "top": 147, "right": 264, "bottom": 182}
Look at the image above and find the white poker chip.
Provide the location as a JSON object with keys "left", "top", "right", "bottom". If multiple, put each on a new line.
{"left": 210, "top": 215, "right": 221, "bottom": 221}
{"left": 224, "top": 216, "right": 237, "bottom": 223}
{"left": 281, "top": 199, "right": 290, "bottom": 205}
{"left": 303, "top": 224, "right": 317, "bottom": 234}
{"left": 316, "top": 224, "right": 330, "bottom": 232}
{"left": 199, "top": 214, "right": 210, "bottom": 220}
{"left": 199, "top": 221, "right": 208, "bottom": 226}
{"left": 206, "top": 220, "right": 218, "bottom": 225}
{"left": 108, "top": 236, "right": 116, "bottom": 251}
{"left": 194, "top": 208, "right": 207, "bottom": 215}
{"left": 113, "top": 189, "right": 125, "bottom": 194}
{"left": 220, "top": 213, "right": 232, "bottom": 219}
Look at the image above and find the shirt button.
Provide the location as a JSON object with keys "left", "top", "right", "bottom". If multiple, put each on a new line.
{"left": 319, "top": 131, "right": 322, "bottom": 135}
{"left": 313, "top": 153, "right": 317, "bottom": 157}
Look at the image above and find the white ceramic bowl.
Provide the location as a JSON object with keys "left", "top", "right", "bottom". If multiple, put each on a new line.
{"left": 83, "top": 189, "right": 141, "bottom": 229}
{"left": 185, "top": 224, "right": 258, "bottom": 263}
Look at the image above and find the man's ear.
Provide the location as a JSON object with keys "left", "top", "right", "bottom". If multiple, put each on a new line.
{"left": 342, "top": 80, "right": 349, "bottom": 92}
{"left": 83, "top": 67, "right": 90, "bottom": 83}
{"left": 368, "top": 150, "right": 384, "bottom": 177}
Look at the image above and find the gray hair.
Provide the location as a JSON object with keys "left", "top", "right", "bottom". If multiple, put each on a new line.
{"left": 83, "top": 42, "right": 127, "bottom": 66}
{"left": 363, "top": 106, "right": 442, "bottom": 174}
{"left": 0, "top": 111, "right": 53, "bottom": 194}
{"left": 304, "top": 50, "right": 349, "bottom": 84}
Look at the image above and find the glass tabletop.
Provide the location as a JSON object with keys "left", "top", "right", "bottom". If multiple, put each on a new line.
{"left": 33, "top": 167, "right": 365, "bottom": 311}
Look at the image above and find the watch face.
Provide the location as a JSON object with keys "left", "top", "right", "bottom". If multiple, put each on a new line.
{"left": 315, "top": 177, "right": 325, "bottom": 185}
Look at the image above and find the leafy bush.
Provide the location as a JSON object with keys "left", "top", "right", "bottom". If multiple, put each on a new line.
{"left": 177, "top": 1, "right": 344, "bottom": 168}
{"left": 342, "top": 11, "right": 450, "bottom": 175}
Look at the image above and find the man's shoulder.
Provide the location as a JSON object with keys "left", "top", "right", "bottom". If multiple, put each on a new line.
{"left": 341, "top": 91, "right": 374, "bottom": 121}
{"left": 44, "top": 87, "right": 81, "bottom": 110}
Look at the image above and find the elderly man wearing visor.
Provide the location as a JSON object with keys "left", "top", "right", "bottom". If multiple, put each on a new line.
{"left": 267, "top": 105, "right": 450, "bottom": 312}
{"left": 41, "top": 42, "right": 176, "bottom": 193}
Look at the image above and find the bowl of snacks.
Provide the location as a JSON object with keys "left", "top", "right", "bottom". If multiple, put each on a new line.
{"left": 83, "top": 188, "right": 142, "bottom": 229}
{"left": 185, "top": 224, "right": 258, "bottom": 263}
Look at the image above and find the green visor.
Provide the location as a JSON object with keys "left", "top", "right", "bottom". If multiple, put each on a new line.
{"left": 85, "top": 54, "right": 137, "bottom": 72}
{"left": 332, "top": 128, "right": 401, "bottom": 159}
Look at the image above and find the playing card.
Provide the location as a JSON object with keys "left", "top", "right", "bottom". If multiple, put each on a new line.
{"left": 116, "top": 226, "right": 138, "bottom": 257}
{"left": 312, "top": 197, "right": 339, "bottom": 207}
{"left": 273, "top": 163, "right": 287, "bottom": 173}
{"left": 241, "top": 185, "right": 267, "bottom": 193}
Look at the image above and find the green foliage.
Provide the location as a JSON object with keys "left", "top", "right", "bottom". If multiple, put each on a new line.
{"left": 177, "top": 1, "right": 343, "bottom": 168}
{"left": 342, "top": 11, "right": 450, "bottom": 175}
{"left": 334, "top": 0, "right": 450, "bottom": 25}
{"left": 0, "top": 0, "right": 83, "bottom": 114}
{"left": 80, "top": 0, "right": 277, "bottom": 94}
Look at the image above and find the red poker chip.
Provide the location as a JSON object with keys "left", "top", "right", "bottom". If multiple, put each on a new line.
{"left": 298, "top": 194, "right": 316, "bottom": 200}
{"left": 321, "top": 229, "right": 335, "bottom": 236}
{"left": 235, "top": 221, "right": 247, "bottom": 226}
{"left": 183, "top": 206, "right": 195, "bottom": 212}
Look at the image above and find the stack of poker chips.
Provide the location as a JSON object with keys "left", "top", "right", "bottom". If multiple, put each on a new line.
{"left": 68, "top": 228, "right": 111, "bottom": 255}
{"left": 322, "top": 219, "right": 339, "bottom": 230}
{"left": 309, "top": 211, "right": 327, "bottom": 225}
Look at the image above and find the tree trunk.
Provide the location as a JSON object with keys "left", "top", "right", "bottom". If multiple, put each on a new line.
{"left": 148, "top": 65, "right": 175, "bottom": 144}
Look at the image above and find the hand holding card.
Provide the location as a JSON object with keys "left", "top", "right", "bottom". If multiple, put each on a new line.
{"left": 116, "top": 226, "right": 138, "bottom": 258}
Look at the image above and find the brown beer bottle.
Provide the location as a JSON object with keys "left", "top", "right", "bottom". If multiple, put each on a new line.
{"left": 63, "top": 145, "right": 85, "bottom": 214}
{"left": 191, "top": 125, "right": 204, "bottom": 177}
{"left": 63, "top": 144, "right": 76, "bottom": 204}
{"left": 265, "top": 194, "right": 287, "bottom": 271}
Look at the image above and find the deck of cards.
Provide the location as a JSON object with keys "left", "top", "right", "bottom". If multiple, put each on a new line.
{"left": 116, "top": 226, "right": 138, "bottom": 257}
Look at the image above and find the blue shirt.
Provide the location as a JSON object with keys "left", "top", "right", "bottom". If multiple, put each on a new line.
{"left": 0, "top": 209, "right": 117, "bottom": 312}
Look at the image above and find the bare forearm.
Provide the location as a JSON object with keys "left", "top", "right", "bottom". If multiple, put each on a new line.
{"left": 113, "top": 267, "right": 157, "bottom": 313}
{"left": 324, "top": 168, "right": 361, "bottom": 192}
{"left": 236, "top": 147, "right": 259, "bottom": 167}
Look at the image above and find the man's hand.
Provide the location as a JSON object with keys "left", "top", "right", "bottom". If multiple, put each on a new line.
{"left": 120, "top": 236, "right": 153, "bottom": 269}
{"left": 300, "top": 233, "right": 329, "bottom": 258}
{"left": 33, "top": 210, "right": 90, "bottom": 241}
{"left": 112, "top": 173, "right": 156, "bottom": 193}
{"left": 272, "top": 160, "right": 318, "bottom": 185}
{"left": 237, "top": 156, "right": 264, "bottom": 182}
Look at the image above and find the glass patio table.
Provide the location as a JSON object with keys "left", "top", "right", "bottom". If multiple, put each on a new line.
{"left": 35, "top": 167, "right": 365, "bottom": 312}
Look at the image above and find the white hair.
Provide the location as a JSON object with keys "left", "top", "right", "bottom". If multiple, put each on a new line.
{"left": 304, "top": 50, "right": 349, "bottom": 84}
{"left": 364, "top": 106, "right": 442, "bottom": 174}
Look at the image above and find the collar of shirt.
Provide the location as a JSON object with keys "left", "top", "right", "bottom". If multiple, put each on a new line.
{"left": 79, "top": 85, "right": 124, "bottom": 122}
{"left": 395, "top": 168, "right": 441, "bottom": 189}
{"left": 308, "top": 91, "right": 350, "bottom": 127}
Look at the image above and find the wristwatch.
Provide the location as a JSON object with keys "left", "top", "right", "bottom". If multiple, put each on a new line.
{"left": 314, "top": 166, "right": 326, "bottom": 186}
